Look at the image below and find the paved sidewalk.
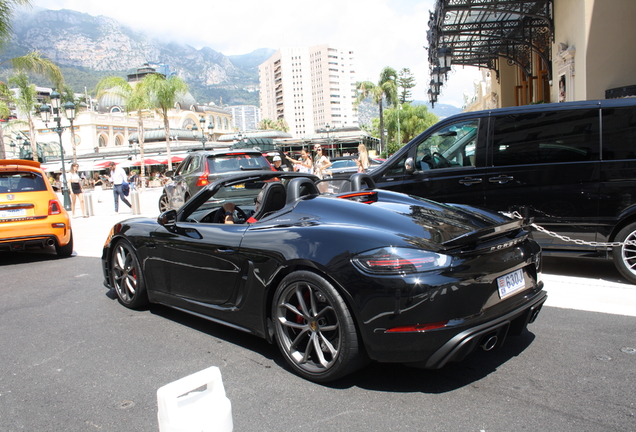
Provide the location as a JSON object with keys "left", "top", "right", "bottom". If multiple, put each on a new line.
{"left": 65, "top": 187, "right": 163, "bottom": 258}
{"left": 67, "top": 187, "right": 636, "bottom": 318}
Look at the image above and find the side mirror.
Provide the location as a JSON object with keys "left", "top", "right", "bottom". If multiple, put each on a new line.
{"left": 405, "top": 157, "right": 415, "bottom": 174}
{"left": 157, "top": 210, "right": 177, "bottom": 229}
{"left": 164, "top": 170, "right": 174, "bottom": 178}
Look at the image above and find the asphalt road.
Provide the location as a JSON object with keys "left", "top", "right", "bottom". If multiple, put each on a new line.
{"left": 1, "top": 249, "right": 635, "bottom": 432}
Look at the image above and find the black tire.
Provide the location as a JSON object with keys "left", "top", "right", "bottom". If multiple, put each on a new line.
{"left": 111, "top": 240, "right": 148, "bottom": 309}
{"left": 613, "top": 222, "right": 636, "bottom": 283}
{"left": 55, "top": 231, "right": 74, "bottom": 257}
{"left": 272, "top": 271, "right": 367, "bottom": 382}
{"left": 158, "top": 192, "right": 170, "bottom": 212}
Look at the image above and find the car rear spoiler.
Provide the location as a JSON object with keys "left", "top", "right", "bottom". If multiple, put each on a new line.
{"left": 440, "top": 219, "right": 524, "bottom": 249}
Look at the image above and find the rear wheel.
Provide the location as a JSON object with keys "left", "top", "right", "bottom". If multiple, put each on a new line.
{"left": 272, "top": 271, "right": 367, "bottom": 382}
{"left": 55, "top": 231, "right": 73, "bottom": 257}
{"left": 111, "top": 240, "right": 148, "bottom": 309}
{"left": 158, "top": 192, "right": 170, "bottom": 212}
{"left": 613, "top": 222, "right": 636, "bottom": 283}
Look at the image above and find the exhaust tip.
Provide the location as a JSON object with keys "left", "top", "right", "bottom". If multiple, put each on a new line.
{"left": 481, "top": 335, "right": 498, "bottom": 351}
{"left": 47, "top": 239, "right": 55, "bottom": 246}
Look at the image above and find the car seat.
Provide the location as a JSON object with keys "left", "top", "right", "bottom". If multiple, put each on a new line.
{"left": 252, "top": 182, "right": 287, "bottom": 220}
{"left": 286, "top": 177, "right": 319, "bottom": 204}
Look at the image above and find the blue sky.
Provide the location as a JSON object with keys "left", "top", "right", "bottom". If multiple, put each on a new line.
{"left": 30, "top": 0, "right": 481, "bottom": 107}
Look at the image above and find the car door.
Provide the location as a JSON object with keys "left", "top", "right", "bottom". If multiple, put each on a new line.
{"left": 149, "top": 222, "right": 249, "bottom": 305}
{"left": 484, "top": 108, "right": 602, "bottom": 250}
{"left": 597, "top": 103, "right": 636, "bottom": 241}
{"left": 374, "top": 117, "right": 488, "bottom": 208}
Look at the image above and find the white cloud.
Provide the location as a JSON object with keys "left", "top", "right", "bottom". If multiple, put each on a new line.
{"left": 31, "top": 0, "right": 481, "bottom": 107}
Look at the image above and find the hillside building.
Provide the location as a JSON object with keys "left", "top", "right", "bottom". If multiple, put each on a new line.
{"left": 258, "top": 44, "right": 358, "bottom": 139}
{"left": 228, "top": 105, "right": 261, "bottom": 132}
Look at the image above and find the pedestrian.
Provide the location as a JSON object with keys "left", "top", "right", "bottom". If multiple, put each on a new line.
{"left": 355, "top": 143, "right": 370, "bottom": 173}
{"left": 286, "top": 148, "right": 313, "bottom": 174}
{"left": 93, "top": 173, "right": 103, "bottom": 203}
{"left": 313, "top": 145, "right": 331, "bottom": 192}
{"left": 272, "top": 155, "right": 285, "bottom": 171}
{"left": 108, "top": 162, "right": 132, "bottom": 213}
{"left": 68, "top": 162, "right": 87, "bottom": 217}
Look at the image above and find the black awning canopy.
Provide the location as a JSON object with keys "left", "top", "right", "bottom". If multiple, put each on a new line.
{"left": 427, "top": 0, "right": 554, "bottom": 104}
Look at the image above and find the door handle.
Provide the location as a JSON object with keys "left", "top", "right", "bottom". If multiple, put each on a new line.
{"left": 459, "top": 177, "right": 482, "bottom": 186}
{"left": 216, "top": 248, "right": 235, "bottom": 254}
{"left": 489, "top": 175, "right": 514, "bottom": 184}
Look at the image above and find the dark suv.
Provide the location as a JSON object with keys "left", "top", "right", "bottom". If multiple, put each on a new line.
{"left": 159, "top": 148, "right": 274, "bottom": 211}
{"left": 360, "top": 98, "right": 636, "bottom": 283}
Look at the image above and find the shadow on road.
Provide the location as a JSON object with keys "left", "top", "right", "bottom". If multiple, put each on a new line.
{"left": 105, "top": 287, "right": 539, "bottom": 393}
{"left": 542, "top": 256, "right": 629, "bottom": 284}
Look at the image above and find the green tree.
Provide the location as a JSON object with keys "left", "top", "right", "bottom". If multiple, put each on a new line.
{"left": 383, "top": 103, "right": 438, "bottom": 149}
{"left": 0, "top": 51, "right": 64, "bottom": 159}
{"left": 356, "top": 67, "right": 398, "bottom": 152}
{"left": 397, "top": 68, "right": 416, "bottom": 104}
{"left": 258, "top": 118, "right": 277, "bottom": 130}
{"left": 9, "top": 72, "right": 40, "bottom": 161}
{"left": 143, "top": 73, "right": 188, "bottom": 171}
{"left": 96, "top": 76, "right": 151, "bottom": 188}
{"left": 275, "top": 118, "right": 289, "bottom": 132}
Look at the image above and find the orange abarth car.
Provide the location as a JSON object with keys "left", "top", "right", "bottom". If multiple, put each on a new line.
{"left": 0, "top": 159, "right": 73, "bottom": 256}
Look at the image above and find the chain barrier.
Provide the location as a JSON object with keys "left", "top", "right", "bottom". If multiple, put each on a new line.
{"left": 505, "top": 211, "right": 636, "bottom": 248}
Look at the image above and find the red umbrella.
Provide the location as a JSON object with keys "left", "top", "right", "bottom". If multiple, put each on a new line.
{"left": 132, "top": 158, "right": 162, "bottom": 166}
{"left": 93, "top": 160, "right": 116, "bottom": 168}
{"left": 161, "top": 155, "right": 184, "bottom": 164}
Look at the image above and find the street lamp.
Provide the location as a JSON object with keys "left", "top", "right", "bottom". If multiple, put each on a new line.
{"left": 39, "top": 90, "right": 76, "bottom": 211}
{"left": 324, "top": 124, "right": 332, "bottom": 157}
{"left": 129, "top": 137, "right": 138, "bottom": 161}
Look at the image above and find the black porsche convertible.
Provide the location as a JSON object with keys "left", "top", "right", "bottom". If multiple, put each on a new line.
{"left": 102, "top": 171, "right": 547, "bottom": 382}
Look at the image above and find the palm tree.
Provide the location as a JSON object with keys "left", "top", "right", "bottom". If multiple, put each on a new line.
{"left": 258, "top": 118, "right": 277, "bottom": 130}
{"left": 143, "top": 73, "right": 188, "bottom": 171}
{"left": 0, "top": 51, "right": 63, "bottom": 159}
{"left": 96, "top": 76, "right": 151, "bottom": 189}
{"left": 9, "top": 72, "right": 41, "bottom": 161}
{"left": 356, "top": 67, "right": 398, "bottom": 153}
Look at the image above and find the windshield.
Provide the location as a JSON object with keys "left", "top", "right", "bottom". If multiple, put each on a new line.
{"left": 0, "top": 172, "right": 47, "bottom": 193}
{"left": 207, "top": 153, "right": 270, "bottom": 173}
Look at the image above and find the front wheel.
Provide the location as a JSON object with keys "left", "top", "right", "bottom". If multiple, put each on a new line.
{"left": 111, "top": 240, "right": 148, "bottom": 309}
{"left": 272, "top": 271, "right": 367, "bottom": 382}
{"left": 613, "top": 222, "right": 636, "bottom": 283}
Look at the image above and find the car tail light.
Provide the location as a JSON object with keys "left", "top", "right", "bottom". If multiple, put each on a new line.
{"left": 48, "top": 199, "right": 62, "bottom": 215}
{"left": 338, "top": 191, "right": 378, "bottom": 204}
{"left": 352, "top": 247, "right": 451, "bottom": 275}
{"left": 386, "top": 321, "right": 449, "bottom": 333}
{"left": 196, "top": 164, "right": 211, "bottom": 187}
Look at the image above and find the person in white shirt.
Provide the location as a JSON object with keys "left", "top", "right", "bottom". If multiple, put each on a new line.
{"left": 108, "top": 162, "right": 132, "bottom": 213}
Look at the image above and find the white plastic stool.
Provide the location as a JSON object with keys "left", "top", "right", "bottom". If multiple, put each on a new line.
{"left": 157, "top": 366, "right": 233, "bottom": 432}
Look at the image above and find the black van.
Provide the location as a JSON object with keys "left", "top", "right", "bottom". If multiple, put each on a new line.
{"left": 363, "top": 99, "right": 636, "bottom": 282}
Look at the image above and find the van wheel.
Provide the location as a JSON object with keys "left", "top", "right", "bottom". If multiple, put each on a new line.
{"left": 613, "top": 222, "right": 636, "bottom": 283}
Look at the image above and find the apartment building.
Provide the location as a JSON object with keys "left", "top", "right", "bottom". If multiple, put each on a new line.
{"left": 228, "top": 105, "right": 261, "bottom": 132}
{"left": 258, "top": 44, "right": 358, "bottom": 138}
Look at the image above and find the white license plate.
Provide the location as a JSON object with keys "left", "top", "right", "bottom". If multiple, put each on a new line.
{"left": 497, "top": 268, "right": 525, "bottom": 299}
{"left": 0, "top": 209, "right": 26, "bottom": 218}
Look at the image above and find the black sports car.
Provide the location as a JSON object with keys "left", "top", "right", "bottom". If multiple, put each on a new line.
{"left": 102, "top": 171, "right": 546, "bottom": 382}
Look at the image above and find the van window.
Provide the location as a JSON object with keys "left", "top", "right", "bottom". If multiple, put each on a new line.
{"left": 491, "top": 109, "right": 600, "bottom": 166}
{"left": 601, "top": 107, "right": 636, "bottom": 160}
{"left": 415, "top": 119, "right": 479, "bottom": 170}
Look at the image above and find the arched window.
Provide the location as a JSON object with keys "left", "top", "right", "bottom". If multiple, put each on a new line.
{"left": 115, "top": 135, "right": 123, "bottom": 146}
{"left": 98, "top": 135, "right": 108, "bottom": 147}
{"left": 216, "top": 116, "right": 222, "bottom": 130}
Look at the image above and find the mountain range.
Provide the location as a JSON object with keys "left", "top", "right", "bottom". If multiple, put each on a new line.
{"left": 1, "top": 7, "right": 460, "bottom": 119}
